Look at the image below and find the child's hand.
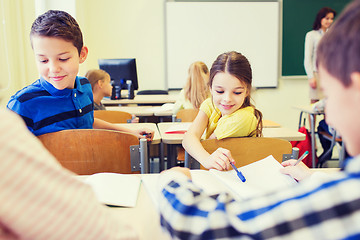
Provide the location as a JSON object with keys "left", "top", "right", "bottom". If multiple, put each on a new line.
{"left": 130, "top": 115, "right": 139, "bottom": 123}
{"left": 308, "top": 77, "right": 317, "bottom": 89}
{"left": 134, "top": 128, "right": 154, "bottom": 141}
{"left": 203, "top": 147, "right": 233, "bottom": 171}
{"left": 280, "top": 160, "right": 313, "bottom": 181}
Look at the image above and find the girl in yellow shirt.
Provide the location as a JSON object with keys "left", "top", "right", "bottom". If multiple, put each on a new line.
{"left": 183, "top": 51, "right": 262, "bottom": 170}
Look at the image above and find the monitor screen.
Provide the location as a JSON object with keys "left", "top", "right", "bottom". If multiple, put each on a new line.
{"left": 98, "top": 58, "right": 139, "bottom": 90}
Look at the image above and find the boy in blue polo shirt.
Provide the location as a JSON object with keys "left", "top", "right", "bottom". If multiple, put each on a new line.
{"left": 7, "top": 10, "right": 153, "bottom": 139}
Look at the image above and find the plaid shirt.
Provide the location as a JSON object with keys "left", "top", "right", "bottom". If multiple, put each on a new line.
{"left": 159, "top": 158, "right": 360, "bottom": 239}
{"left": 0, "top": 109, "right": 137, "bottom": 240}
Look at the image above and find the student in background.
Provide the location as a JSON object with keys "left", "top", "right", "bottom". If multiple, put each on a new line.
{"left": 85, "top": 69, "right": 111, "bottom": 111}
{"left": 304, "top": 7, "right": 336, "bottom": 103}
{"left": 7, "top": 10, "right": 150, "bottom": 139}
{"left": 182, "top": 51, "right": 263, "bottom": 170}
{"left": 158, "top": 1, "right": 360, "bottom": 238}
{"left": 85, "top": 69, "right": 139, "bottom": 122}
{"left": 172, "top": 61, "right": 210, "bottom": 114}
{"left": 0, "top": 108, "right": 137, "bottom": 239}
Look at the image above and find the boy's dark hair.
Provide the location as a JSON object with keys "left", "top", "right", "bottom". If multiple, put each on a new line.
{"left": 30, "top": 10, "right": 83, "bottom": 55}
{"left": 313, "top": 7, "right": 336, "bottom": 30}
{"left": 317, "top": 0, "right": 360, "bottom": 87}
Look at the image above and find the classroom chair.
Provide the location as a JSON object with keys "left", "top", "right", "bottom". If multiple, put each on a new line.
{"left": 94, "top": 110, "right": 133, "bottom": 123}
{"left": 172, "top": 109, "right": 199, "bottom": 122}
{"left": 317, "top": 130, "right": 346, "bottom": 168}
{"left": 37, "top": 129, "right": 148, "bottom": 175}
{"left": 185, "top": 137, "right": 293, "bottom": 169}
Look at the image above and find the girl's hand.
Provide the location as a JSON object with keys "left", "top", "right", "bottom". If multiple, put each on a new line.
{"left": 280, "top": 160, "right": 313, "bottom": 181}
{"left": 133, "top": 128, "right": 154, "bottom": 141}
{"left": 203, "top": 147, "right": 234, "bottom": 171}
{"left": 309, "top": 77, "right": 317, "bottom": 89}
{"left": 130, "top": 115, "right": 139, "bottom": 123}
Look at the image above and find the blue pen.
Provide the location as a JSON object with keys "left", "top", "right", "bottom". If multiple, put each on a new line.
{"left": 229, "top": 162, "right": 246, "bottom": 182}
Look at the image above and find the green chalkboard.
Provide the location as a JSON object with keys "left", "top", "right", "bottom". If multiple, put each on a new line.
{"left": 282, "top": 0, "right": 351, "bottom": 76}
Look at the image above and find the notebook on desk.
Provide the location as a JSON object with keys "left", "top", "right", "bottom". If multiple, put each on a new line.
{"left": 84, "top": 173, "right": 141, "bottom": 207}
{"left": 165, "top": 122, "right": 192, "bottom": 134}
{"left": 142, "top": 155, "right": 297, "bottom": 207}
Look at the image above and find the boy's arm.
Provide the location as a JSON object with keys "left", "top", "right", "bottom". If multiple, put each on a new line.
{"left": 0, "top": 109, "right": 137, "bottom": 239}
{"left": 158, "top": 166, "right": 355, "bottom": 239}
{"left": 93, "top": 118, "right": 154, "bottom": 141}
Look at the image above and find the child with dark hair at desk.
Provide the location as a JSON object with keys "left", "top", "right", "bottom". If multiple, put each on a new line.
{"left": 182, "top": 51, "right": 263, "bottom": 170}
{"left": 85, "top": 69, "right": 139, "bottom": 122}
{"left": 158, "top": 0, "right": 360, "bottom": 238}
{"left": 7, "top": 10, "right": 150, "bottom": 139}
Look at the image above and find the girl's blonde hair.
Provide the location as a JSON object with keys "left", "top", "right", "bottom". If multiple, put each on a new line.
{"left": 85, "top": 69, "right": 110, "bottom": 91}
{"left": 184, "top": 61, "right": 210, "bottom": 109}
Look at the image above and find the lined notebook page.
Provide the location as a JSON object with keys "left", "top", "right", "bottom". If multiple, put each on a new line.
{"left": 84, "top": 173, "right": 141, "bottom": 207}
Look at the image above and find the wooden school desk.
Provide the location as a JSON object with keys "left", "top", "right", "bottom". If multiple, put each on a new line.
{"left": 263, "top": 119, "right": 281, "bottom": 128}
{"left": 106, "top": 106, "right": 173, "bottom": 122}
{"left": 101, "top": 95, "right": 177, "bottom": 106}
{"left": 88, "top": 167, "right": 340, "bottom": 240}
{"left": 157, "top": 122, "right": 305, "bottom": 170}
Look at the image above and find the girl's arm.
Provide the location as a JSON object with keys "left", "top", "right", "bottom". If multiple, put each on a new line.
{"left": 182, "top": 111, "right": 233, "bottom": 170}
{"left": 93, "top": 118, "right": 154, "bottom": 141}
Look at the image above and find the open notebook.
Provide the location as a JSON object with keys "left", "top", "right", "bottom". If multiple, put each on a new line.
{"left": 209, "top": 155, "right": 297, "bottom": 200}
{"left": 84, "top": 173, "right": 141, "bottom": 207}
{"left": 142, "top": 155, "right": 297, "bottom": 207}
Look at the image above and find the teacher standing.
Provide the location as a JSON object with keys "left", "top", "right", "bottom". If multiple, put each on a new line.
{"left": 304, "top": 7, "right": 336, "bottom": 103}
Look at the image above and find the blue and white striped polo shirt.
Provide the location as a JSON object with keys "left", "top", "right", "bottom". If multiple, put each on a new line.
{"left": 7, "top": 76, "right": 94, "bottom": 136}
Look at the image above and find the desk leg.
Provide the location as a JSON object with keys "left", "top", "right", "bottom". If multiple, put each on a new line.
{"left": 166, "top": 144, "right": 177, "bottom": 168}
{"left": 309, "top": 114, "right": 316, "bottom": 168}
{"left": 160, "top": 142, "right": 165, "bottom": 172}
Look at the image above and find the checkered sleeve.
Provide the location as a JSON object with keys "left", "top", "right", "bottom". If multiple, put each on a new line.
{"left": 158, "top": 169, "right": 360, "bottom": 239}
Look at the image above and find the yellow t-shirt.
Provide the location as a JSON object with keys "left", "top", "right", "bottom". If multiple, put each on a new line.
{"left": 200, "top": 98, "right": 258, "bottom": 140}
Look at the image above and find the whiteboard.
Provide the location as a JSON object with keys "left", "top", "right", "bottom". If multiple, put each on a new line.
{"left": 166, "top": 1, "right": 279, "bottom": 89}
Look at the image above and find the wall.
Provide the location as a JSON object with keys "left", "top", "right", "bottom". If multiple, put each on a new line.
{"left": 76, "top": 0, "right": 166, "bottom": 91}
{"left": 0, "top": 0, "right": 312, "bottom": 130}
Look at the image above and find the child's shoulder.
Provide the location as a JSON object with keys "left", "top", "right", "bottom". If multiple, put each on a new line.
{"left": 10, "top": 79, "right": 45, "bottom": 101}
{"left": 230, "top": 106, "right": 255, "bottom": 118}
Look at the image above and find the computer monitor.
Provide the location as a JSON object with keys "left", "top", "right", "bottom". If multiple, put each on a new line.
{"left": 98, "top": 58, "right": 138, "bottom": 99}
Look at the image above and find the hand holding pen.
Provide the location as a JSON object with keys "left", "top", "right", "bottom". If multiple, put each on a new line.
{"left": 294, "top": 151, "right": 309, "bottom": 166}
{"left": 280, "top": 151, "right": 312, "bottom": 181}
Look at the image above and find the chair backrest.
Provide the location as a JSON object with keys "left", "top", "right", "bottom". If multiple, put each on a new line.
{"left": 175, "top": 109, "right": 199, "bottom": 122}
{"left": 37, "top": 129, "right": 140, "bottom": 175}
{"left": 94, "top": 110, "right": 132, "bottom": 123}
{"left": 199, "top": 137, "right": 292, "bottom": 169}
